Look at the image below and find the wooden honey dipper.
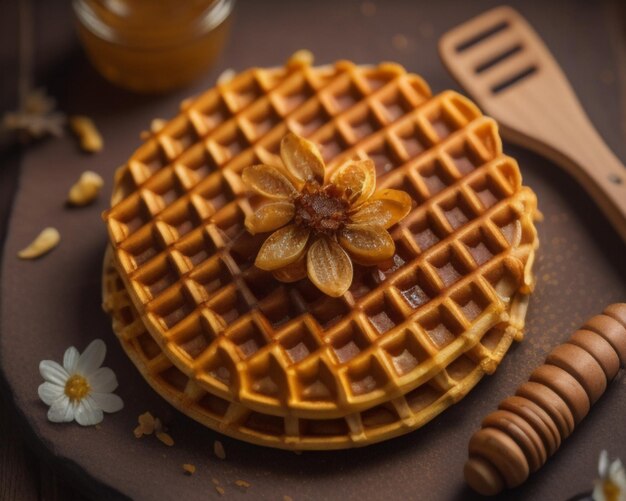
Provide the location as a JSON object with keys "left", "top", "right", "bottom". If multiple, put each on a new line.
{"left": 465, "top": 303, "right": 626, "bottom": 495}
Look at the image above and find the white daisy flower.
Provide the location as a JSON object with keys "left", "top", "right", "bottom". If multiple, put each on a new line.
{"left": 38, "top": 339, "right": 123, "bottom": 426}
{"left": 593, "top": 450, "right": 626, "bottom": 501}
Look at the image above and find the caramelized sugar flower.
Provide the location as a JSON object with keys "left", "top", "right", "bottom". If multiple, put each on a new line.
{"left": 242, "top": 133, "right": 412, "bottom": 297}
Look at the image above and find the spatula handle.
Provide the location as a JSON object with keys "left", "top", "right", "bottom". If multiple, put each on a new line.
{"left": 499, "top": 96, "right": 626, "bottom": 243}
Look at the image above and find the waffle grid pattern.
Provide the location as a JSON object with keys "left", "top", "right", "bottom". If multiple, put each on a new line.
{"left": 103, "top": 249, "right": 523, "bottom": 450}
{"left": 104, "top": 61, "right": 539, "bottom": 420}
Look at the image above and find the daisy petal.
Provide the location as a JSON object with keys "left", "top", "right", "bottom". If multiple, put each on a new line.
{"left": 329, "top": 159, "right": 376, "bottom": 206}
{"left": 88, "top": 367, "right": 118, "bottom": 393}
{"left": 255, "top": 225, "right": 310, "bottom": 271}
{"left": 39, "top": 360, "right": 69, "bottom": 386}
{"left": 242, "top": 165, "right": 296, "bottom": 200}
{"left": 307, "top": 237, "right": 353, "bottom": 297}
{"left": 245, "top": 201, "right": 295, "bottom": 235}
{"left": 280, "top": 132, "right": 325, "bottom": 184}
{"left": 272, "top": 252, "right": 307, "bottom": 282}
{"left": 75, "top": 397, "right": 103, "bottom": 426}
{"left": 599, "top": 450, "right": 609, "bottom": 476}
{"left": 91, "top": 392, "right": 124, "bottom": 413}
{"left": 47, "top": 396, "right": 74, "bottom": 423}
{"left": 350, "top": 189, "right": 412, "bottom": 228}
{"left": 76, "top": 339, "right": 106, "bottom": 376}
{"left": 339, "top": 224, "right": 395, "bottom": 265}
{"left": 62, "top": 346, "right": 79, "bottom": 373}
{"left": 38, "top": 382, "right": 64, "bottom": 405}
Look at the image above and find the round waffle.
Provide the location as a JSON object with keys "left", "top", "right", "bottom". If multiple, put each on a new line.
{"left": 103, "top": 247, "right": 522, "bottom": 450}
{"left": 103, "top": 58, "right": 539, "bottom": 424}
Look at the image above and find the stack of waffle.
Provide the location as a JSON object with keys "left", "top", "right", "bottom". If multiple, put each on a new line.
{"left": 102, "top": 56, "right": 539, "bottom": 450}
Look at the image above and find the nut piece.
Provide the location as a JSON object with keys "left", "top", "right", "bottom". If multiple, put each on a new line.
{"left": 67, "top": 171, "right": 104, "bottom": 206}
{"left": 156, "top": 431, "right": 174, "bottom": 446}
{"left": 213, "top": 440, "right": 226, "bottom": 459}
{"left": 182, "top": 464, "right": 196, "bottom": 475}
{"left": 17, "top": 227, "right": 60, "bottom": 259}
{"left": 69, "top": 115, "right": 103, "bottom": 153}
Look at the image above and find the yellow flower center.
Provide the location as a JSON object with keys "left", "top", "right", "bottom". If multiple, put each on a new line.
{"left": 293, "top": 183, "right": 350, "bottom": 235}
{"left": 603, "top": 480, "right": 621, "bottom": 501}
{"left": 64, "top": 374, "right": 91, "bottom": 402}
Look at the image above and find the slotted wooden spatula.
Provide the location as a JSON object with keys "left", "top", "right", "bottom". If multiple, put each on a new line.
{"left": 439, "top": 6, "right": 626, "bottom": 243}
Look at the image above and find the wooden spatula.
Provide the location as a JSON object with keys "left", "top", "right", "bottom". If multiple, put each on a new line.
{"left": 439, "top": 6, "right": 626, "bottom": 243}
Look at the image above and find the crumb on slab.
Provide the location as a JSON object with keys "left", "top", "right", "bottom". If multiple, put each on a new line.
{"left": 215, "top": 486, "right": 225, "bottom": 496}
{"left": 183, "top": 464, "right": 196, "bottom": 475}
{"left": 214, "top": 440, "right": 226, "bottom": 460}
{"left": 235, "top": 480, "right": 251, "bottom": 489}
{"left": 212, "top": 478, "right": 221, "bottom": 486}
{"left": 69, "top": 115, "right": 103, "bottom": 153}
{"left": 157, "top": 431, "right": 175, "bottom": 446}
{"left": 284, "top": 496, "right": 294, "bottom": 501}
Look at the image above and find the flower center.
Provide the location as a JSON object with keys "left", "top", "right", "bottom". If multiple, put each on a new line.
{"left": 64, "top": 374, "right": 90, "bottom": 402}
{"left": 603, "top": 481, "right": 621, "bottom": 501}
{"left": 293, "top": 183, "right": 350, "bottom": 235}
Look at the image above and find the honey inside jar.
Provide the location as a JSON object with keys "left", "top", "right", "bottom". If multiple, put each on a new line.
{"left": 73, "top": 0, "right": 235, "bottom": 93}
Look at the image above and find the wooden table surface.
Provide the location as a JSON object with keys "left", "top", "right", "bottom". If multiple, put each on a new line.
{"left": 0, "top": 1, "right": 624, "bottom": 500}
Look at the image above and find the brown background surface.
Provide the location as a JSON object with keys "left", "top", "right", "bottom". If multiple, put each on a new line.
{"left": 1, "top": 0, "right": 625, "bottom": 500}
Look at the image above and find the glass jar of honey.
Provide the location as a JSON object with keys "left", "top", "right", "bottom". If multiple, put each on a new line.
{"left": 73, "top": 0, "right": 235, "bottom": 93}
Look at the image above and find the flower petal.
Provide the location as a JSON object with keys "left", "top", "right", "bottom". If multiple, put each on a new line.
{"left": 39, "top": 360, "right": 68, "bottom": 386}
{"left": 47, "top": 396, "right": 74, "bottom": 423}
{"left": 329, "top": 159, "right": 376, "bottom": 206}
{"left": 75, "top": 397, "right": 103, "bottom": 426}
{"left": 339, "top": 224, "right": 395, "bottom": 265}
{"left": 350, "top": 189, "right": 412, "bottom": 228}
{"left": 245, "top": 201, "right": 295, "bottom": 235}
{"left": 280, "top": 132, "right": 325, "bottom": 184}
{"left": 76, "top": 339, "right": 106, "bottom": 376}
{"left": 307, "top": 237, "right": 353, "bottom": 297}
{"left": 241, "top": 164, "right": 297, "bottom": 200}
{"left": 272, "top": 252, "right": 307, "bottom": 282}
{"left": 38, "top": 382, "right": 64, "bottom": 405}
{"left": 255, "top": 225, "right": 310, "bottom": 271}
{"left": 91, "top": 392, "right": 124, "bottom": 413}
{"left": 63, "top": 346, "right": 79, "bottom": 373}
{"left": 88, "top": 367, "right": 118, "bottom": 393}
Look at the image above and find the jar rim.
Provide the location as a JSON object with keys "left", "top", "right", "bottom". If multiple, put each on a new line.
{"left": 73, "top": 0, "right": 235, "bottom": 49}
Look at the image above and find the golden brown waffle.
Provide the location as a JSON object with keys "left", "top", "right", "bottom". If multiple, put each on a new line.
{"left": 103, "top": 59, "right": 539, "bottom": 422}
{"left": 103, "top": 247, "right": 522, "bottom": 450}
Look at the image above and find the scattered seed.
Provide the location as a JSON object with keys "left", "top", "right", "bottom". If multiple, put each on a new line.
{"left": 133, "top": 425, "right": 143, "bottom": 439}
{"left": 17, "top": 227, "right": 60, "bottom": 259}
{"left": 283, "top": 496, "right": 294, "bottom": 501}
{"left": 217, "top": 68, "right": 236, "bottom": 85}
{"left": 211, "top": 478, "right": 221, "bottom": 486}
{"left": 67, "top": 170, "right": 104, "bottom": 206}
{"left": 69, "top": 115, "right": 103, "bottom": 153}
{"left": 182, "top": 464, "right": 196, "bottom": 475}
{"left": 215, "top": 486, "right": 225, "bottom": 496}
{"left": 156, "top": 431, "right": 175, "bottom": 446}
{"left": 213, "top": 440, "right": 226, "bottom": 460}
{"left": 94, "top": 424, "right": 102, "bottom": 430}
{"left": 235, "top": 480, "right": 251, "bottom": 489}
